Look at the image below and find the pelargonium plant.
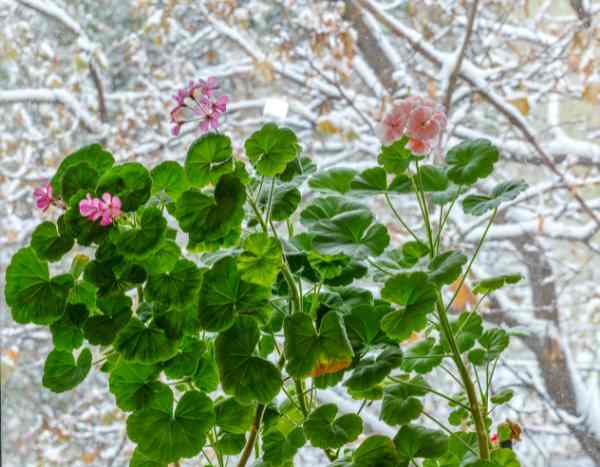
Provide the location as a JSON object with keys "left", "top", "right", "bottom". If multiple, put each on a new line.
{"left": 5, "top": 78, "right": 528, "bottom": 467}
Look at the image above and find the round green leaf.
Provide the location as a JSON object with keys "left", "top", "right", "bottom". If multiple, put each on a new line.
{"left": 146, "top": 259, "right": 203, "bottom": 307}
{"left": 303, "top": 404, "right": 362, "bottom": 449}
{"left": 381, "top": 375, "right": 429, "bottom": 426}
{"left": 114, "top": 318, "right": 178, "bottom": 364}
{"left": 130, "top": 448, "right": 166, "bottom": 467}
{"left": 238, "top": 233, "right": 282, "bottom": 287}
{"left": 215, "top": 316, "right": 282, "bottom": 404}
{"left": 163, "top": 336, "right": 205, "bottom": 379}
{"left": 49, "top": 304, "right": 89, "bottom": 351}
{"left": 345, "top": 346, "right": 403, "bottom": 391}
{"left": 381, "top": 272, "right": 437, "bottom": 314}
{"left": 268, "top": 183, "right": 301, "bottom": 221}
{"left": 352, "top": 435, "right": 401, "bottom": 467}
{"left": 446, "top": 139, "right": 499, "bottom": 186}
{"left": 51, "top": 144, "right": 114, "bottom": 198}
{"left": 151, "top": 161, "right": 189, "bottom": 200}
{"left": 198, "top": 256, "right": 271, "bottom": 332}
{"left": 416, "top": 165, "right": 448, "bottom": 192}
{"left": 401, "top": 337, "right": 444, "bottom": 374}
{"left": 284, "top": 311, "right": 354, "bottom": 378}
{"left": 427, "top": 251, "right": 467, "bottom": 286}
{"left": 217, "top": 432, "right": 246, "bottom": 455}
{"left": 144, "top": 240, "right": 181, "bottom": 274}
{"left": 300, "top": 196, "right": 390, "bottom": 259}
{"left": 31, "top": 221, "right": 74, "bottom": 262}
{"left": 394, "top": 424, "right": 449, "bottom": 460}
{"left": 96, "top": 162, "right": 152, "bottom": 211}
{"left": 185, "top": 133, "right": 233, "bottom": 187}
{"left": 462, "top": 180, "right": 528, "bottom": 216}
{"left": 113, "top": 207, "right": 166, "bottom": 258}
{"left": 468, "top": 329, "right": 509, "bottom": 365}
{"left": 192, "top": 346, "right": 219, "bottom": 393}
{"left": 42, "top": 348, "right": 92, "bottom": 393}
{"left": 380, "top": 308, "right": 428, "bottom": 342}
{"left": 262, "top": 427, "right": 305, "bottom": 466}
{"left": 61, "top": 162, "right": 99, "bottom": 201}
{"left": 244, "top": 122, "right": 300, "bottom": 177}
{"left": 5, "top": 247, "right": 73, "bottom": 324}
{"left": 127, "top": 390, "right": 215, "bottom": 464}
{"left": 214, "top": 397, "right": 256, "bottom": 434}
{"left": 377, "top": 137, "right": 413, "bottom": 175}
{"left": 109, "top": 360, "right": 167, "bottom": 411}
{"left": 309, "top": 168, "right": 357, "bottom": 194}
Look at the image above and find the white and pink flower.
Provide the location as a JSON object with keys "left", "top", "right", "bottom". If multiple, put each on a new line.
{"left": 170, "top": 77, "right": 228, "bottom": 136}
{"left": 33, "top": 182, "right": 53, "bottom": 211}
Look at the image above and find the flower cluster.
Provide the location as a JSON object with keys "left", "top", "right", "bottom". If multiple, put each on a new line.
{"left": 79, "top": 193, "right": 122, "bottom": 226}
{"left": 170, "top": 77, "right": 228, "bottom": 136}
{"left": 33, "top": 182, "right": 54, "bottom": 211}
{"left": 381, "top": 96, "right": 447, "bottom": 154}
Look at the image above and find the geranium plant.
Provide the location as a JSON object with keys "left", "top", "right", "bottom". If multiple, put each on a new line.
{"left": 5, "top": 81, "right": 527, "bottom": 467}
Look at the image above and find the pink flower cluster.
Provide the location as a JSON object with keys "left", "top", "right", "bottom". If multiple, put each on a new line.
{"left": 381, "top": 96, "right": 447, "bottom": 155}
{"left": 79, "top": 193, "right": 122, "bottom": 226}
{"left": 170, "top": 77, "right": 228, "bottom": 136}
{"left": 34, "top": 182, "right": 54, "bottom": 211}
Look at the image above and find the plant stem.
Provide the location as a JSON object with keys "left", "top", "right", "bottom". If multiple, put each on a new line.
{"left": 294, "top": 377, "right": 309, "bottom": 417}
{"left": 389, "top": 377, "right": 470, "bottom": 411}
{"left": 384, "top": 192, "right": 421, "bottom": 243}
{"left": 434, "top": 185, "right": 462, "bottom": 252}
{"left": 436, "top": 294, "right": 490, "bottom": 459}
{"left": 237, "top": 404, "right": 265, "bottom": 467}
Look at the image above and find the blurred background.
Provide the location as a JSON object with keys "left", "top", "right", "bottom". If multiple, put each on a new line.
{"left": 1, "top": 0, "right": 599, "bottom": 466}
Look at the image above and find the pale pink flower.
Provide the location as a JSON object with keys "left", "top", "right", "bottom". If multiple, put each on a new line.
{"left": 380, "top": 96, "right": 447, "bottom": 154}
{"left": 79, "top": 194, "right": 103, "bottom": 222}
{"left": 99, "top": 193, "right": 122, "bottom": 226}
{"left": 170, "top": 77, "right": 228, "bottom": 136}
{"left": 33, "top": 182, "right": 53, "bottom": 211}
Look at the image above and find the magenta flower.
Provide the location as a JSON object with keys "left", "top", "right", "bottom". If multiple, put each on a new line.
{"left": 380, "top": 96, "right": 447, "bottom": 155}
{"left": 79, "top": 193, "right": 122, "bottom": 226}
{"left": 33, "top": 182, "right": 53, "bottom": 211}
{"left": 99, "top": 193, "right": 122, "bottom": 226}
{"left": 170, "top": 77, "right": 228, "bottom": 136}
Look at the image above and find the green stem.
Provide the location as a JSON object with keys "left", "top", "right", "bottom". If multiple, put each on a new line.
{"left": 236, "top": 405, "right": 265, "bottom": 467}
{"left": 446, "top": 208, "right": 497, "bottom": 313}
{"left": 434, "top": 185, "right": 462, "bottom": 252}
{"left": 414, "top": 162, "right": 435, "bottom": 256}
{"left": 384, "top": 192, "right": 421, "bottom": 243}
{"left": 294, "top": 378, "right": 309, "bottom": 417}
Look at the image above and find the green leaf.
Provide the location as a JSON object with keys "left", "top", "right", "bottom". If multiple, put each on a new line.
{"left": 163, "top": 337, "right": 205, "bottom": 379}
{"left": 96, "top": 162, "right": 152, "bottom": 212}
{"left": 171, "top": 174, "right": 246, "bottom": 248}
{"left": 472, "top": 273, "right": 522, "bottom": 294}
{"left": 61, "top": 162, "right": 99, "bottom": 202}
{"left": 381, "top": 272, "right": 437, "bottom": 314}
{"left": 490, "top": 448, "right": 520, "bottom": 467}
{"left": 428, "top": 251, "right": 467, "bottom": 286}
{"left": 198, "top": 256, "right": 271, "bottom": 332}
{"left": 350, "top": 167, "right": 388, "bottom": 194}
{"left": 345, "top": 300, "right": 391, "bottom": 352}
{"left": 491, "top": 389, "right": 514, "bottom": 405}
{"left": 352, "top": 435, "right": 401, "bottom": 467}
{"left": 401, "top": 337, "right": 444, "bottom": 374}
{"left": 238, "top": 233, "right": 282, "bottom": 286}
{"left": 151, "top": 161, "right": 189, "bottom": 200}
{"left": 192, "top": 345, "right": 219, "bottom": 392}
{"left": 462, "top": 180, "right": 528, "bottom": 216}
{"left": 82, "top": 294, "right": 132, "bottom": 345}
{"left": 109, "top": 360, "right": 169, "bottom": 411}
{"left": 262, "top": 427, "right": 305, "bottom": 466}
{"left": 49, "top": 304, "right": 88, "bottom": 351}
{"left": 127, "top": 390, "right": 215, "bottom": 464}
{"left": 130, "top": 448, "right": 166, "bottom": 467}
{"left": 146, "top": 259, "right": 203, "bottom": 307}
{"left": 185, "top": 133, "right": 234, "bottom": 187}
{"left": 244, "top": 123, "right": 300, "bottom": 177}
{"left": 345, "top": 347, "right": 403, "bottom": 391}
{"left": 300, "top": 196, "right": 389, "bottom": 259}
{"left": 303, "top": 404, "right": 362, "bottom": 449}
{"left": 60, "top": 194, "right": 110, "bottom": 246}
{"left": 215, "top": 432, "right": 245, "bottom": 455}
{"left": 51, "top": 144, "right": 114, "bottom": 198}
{"left": 5, "top": 247, "right": 73, "bottom": 324}
{"left": 42, "top": 348, "right": 92, "bottom": 393}
{"left": 215, "top": 316, "right": 282, "bottom": 404}
{"left": 444, "top": 312, "right": 483, "bottom": 353}
{"left": 113, "top": 208, "right": 166, "bottom": 258}
{"left": 394, "top": 424, "right": 448, "bottom": 460}
{"left": 268, "top": 183, "right": 301, "bottom": 221}
{"left": 278, "top": 156, "right": 317, "bottom": 183}
{"left": 446, "top": 139, "right": 499, "bottom": 186}
{"left": 468, "top": 329, "right": 509, "bottom": 365}
{"left": 31, "top": 221, "right": 74, "bottom": 262}
{"left": 309, "top": 168, "right": 357, "bottom": 194}
{"left": 378, "top": 137, "right": 413, "bottom": 175}
{"left": 114, "top": 318, "right": 178, "bottom": 364}
{"left": 416, "top": 165, "right": 449, "bottom": 192}
{"left": 144, "top": 240, "right": 181, "bottom": 274}
{"left": 381, "top": 376, "right": 429, "bottom": 426}
{"left": 68, "top": 280, "right": 97, "bottom": 310}
{"left": 215, "top": 397, "right": 256, "bottom": 434}
{"left": 284, "top": 312, "right": 354, "bottom": 378}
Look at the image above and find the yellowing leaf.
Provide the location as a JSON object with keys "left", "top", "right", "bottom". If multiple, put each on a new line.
{"left": 509, "top": 97, "right": 529, "bottom": 116}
